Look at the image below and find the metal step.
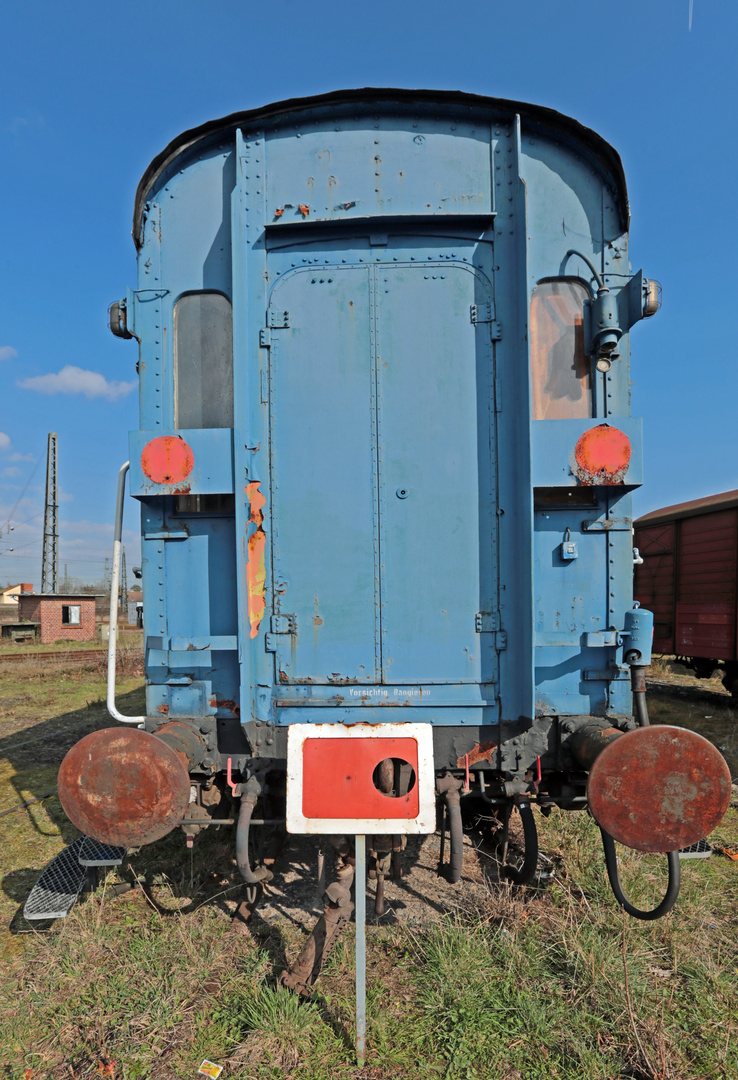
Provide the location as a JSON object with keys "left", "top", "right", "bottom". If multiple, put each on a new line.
{"left": 23, "top": 837, "right": 87, "bottom": 920}
{"left": 77, "top": 837, "right": 126, "bottom": 867}
{"left": 678, "top": 838, "right": 713, "bottom": 859}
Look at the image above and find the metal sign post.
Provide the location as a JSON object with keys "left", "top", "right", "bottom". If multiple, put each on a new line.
{"left": 355, "top": 834, "right": 366, "bottom": 1067}
{"left": 285, "top": 723, "right": 435, "bottom": 1066}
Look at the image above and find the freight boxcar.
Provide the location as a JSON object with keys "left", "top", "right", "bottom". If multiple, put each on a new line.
{"left": 26, "top": 91, "right": 732, "bottom": 942}
{"left": 635, "top": 490, "right": 738, "bottom": 694}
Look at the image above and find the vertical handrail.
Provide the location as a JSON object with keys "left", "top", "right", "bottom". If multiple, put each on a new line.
{"left": 107, "top": 461, "right": 145, "bottom": 726}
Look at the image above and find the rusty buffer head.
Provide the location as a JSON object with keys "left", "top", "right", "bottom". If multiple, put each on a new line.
{"left": 587, "top": 725, "right": 732, "bottom": 852}
{"left": 58, "top": 728, "right": 191, "bottom": 848}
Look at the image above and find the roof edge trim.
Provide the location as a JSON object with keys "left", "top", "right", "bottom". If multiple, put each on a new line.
{"left": 133, "top": 87, "right": 629, "bottom": 247}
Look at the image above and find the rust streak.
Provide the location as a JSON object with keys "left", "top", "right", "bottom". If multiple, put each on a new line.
{"left": 457, "top": 741, "right": 497, "bottom": 768}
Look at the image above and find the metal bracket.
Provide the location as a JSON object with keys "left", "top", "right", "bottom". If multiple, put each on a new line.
{"left": 272, "top": 613, "right": 297, "bottom": 634}
{"left": 582, "top": 518, "right": 632, "bottom": 532}
{"left": 495, "top": 631, "right": 508, "bottom": 651}
{"left": 259, "top": 327, "right": 271, "bottom": 347}
{"left": 584, "top": 665, "right": 630, "bottom": 681}
{"left": 584, "top": 631, "right": 621, "bottom": 647}
{"left": 268, "top": 310, "right": 290, "bottom": 329}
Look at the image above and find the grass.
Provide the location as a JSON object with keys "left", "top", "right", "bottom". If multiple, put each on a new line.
{"left": 1, "top": 660, "right": 738, "bottom": 1079}
{"left": 0, "top": 628, "right": 143, "bottom": 657}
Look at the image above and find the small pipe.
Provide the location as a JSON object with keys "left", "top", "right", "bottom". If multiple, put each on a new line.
{"left": 107, "top": 462, "right": 145, "bottom": 726}
{"left": 600, "top": 829, "right": 680, "bottom": 920}
{"left": 236, "top": 794, "right": 273, "bottom": 884}
{"left": 631, "top": 665, "right": 650, "bottom": 727}
{"left": 226, "top": 757, "right": 240, "bottom": 796}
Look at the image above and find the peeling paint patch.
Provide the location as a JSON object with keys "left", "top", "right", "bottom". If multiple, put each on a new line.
{"left": 245, "top": 481, "right": 267, "bottom": 638}
{"left": 572, "top": 425, "right": 631, "bottom": 486}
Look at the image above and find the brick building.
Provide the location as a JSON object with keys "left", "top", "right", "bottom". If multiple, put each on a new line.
{"left": 17, "top": 593, "right": 101, "bottom": 644}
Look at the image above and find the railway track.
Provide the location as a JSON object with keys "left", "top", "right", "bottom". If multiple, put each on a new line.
{"left": 0, "top": 647, "right": 134, "bottom": 666}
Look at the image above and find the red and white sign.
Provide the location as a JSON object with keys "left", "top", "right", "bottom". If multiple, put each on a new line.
{"left": 286, "top": 723, "right": 435, "bottom": 834}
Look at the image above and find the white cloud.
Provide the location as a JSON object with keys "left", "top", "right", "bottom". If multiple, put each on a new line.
{"left": 0, "top": 346, "right": 17, "bottom": 361}
{"left": 0, "top": 433, "right": 10, "bottom": 451}
{"left": 17, "top": 365, "right": 137, "bottom": 402}
{"left": 3, "top": 467, "right": 21, "bottom": 478}
{"left": 8, "top": 452, "right": 34, "bottom": 463}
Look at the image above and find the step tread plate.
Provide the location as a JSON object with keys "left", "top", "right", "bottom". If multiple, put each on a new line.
{"left": 23, "top": 837, "right": 87, "bottom": 920}
{"left": 77, "top": 837, "right": 126, "bottom": 866}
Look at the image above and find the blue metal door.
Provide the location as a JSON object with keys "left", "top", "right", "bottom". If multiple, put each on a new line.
{"left": 267, "top": 241, "right": 498, "bottom": 691}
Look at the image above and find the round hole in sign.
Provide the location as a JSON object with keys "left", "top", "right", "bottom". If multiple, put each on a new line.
{"left": 372, "top": 757, "right": 417, "bottom": 798}
{"left": 396, "top": 487, "right": 409, "bottom": 499}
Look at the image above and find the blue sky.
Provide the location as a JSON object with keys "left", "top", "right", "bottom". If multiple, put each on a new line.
{"left": 0, "top": 0, "right": 734, "bottom": 588}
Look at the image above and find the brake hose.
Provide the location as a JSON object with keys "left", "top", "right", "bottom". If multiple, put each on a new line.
{"left": 600, "top": 828, "right": 680, "bottom": 920}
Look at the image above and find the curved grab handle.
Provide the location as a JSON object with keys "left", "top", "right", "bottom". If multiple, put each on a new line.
{"left": 107, "top": 461, "right": 145, "bottom": 726}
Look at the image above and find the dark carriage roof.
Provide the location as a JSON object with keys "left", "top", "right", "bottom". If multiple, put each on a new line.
{"left": 636, "top": 490, "right": 738, "bottom": 526}
{"left": 133, "top": 87, "right": 629, "bottom": 247}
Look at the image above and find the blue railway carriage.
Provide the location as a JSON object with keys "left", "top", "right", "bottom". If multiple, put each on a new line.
{"left": 57, "top": 90, "right": 730, "bottom": 929}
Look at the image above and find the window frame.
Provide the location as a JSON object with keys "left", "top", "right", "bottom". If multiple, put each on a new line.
{"left": 529, "top": 276, "right": 593, "bottom": 421}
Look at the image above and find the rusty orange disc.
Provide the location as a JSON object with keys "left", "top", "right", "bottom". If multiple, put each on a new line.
{"left": 141, "top": 435, "right": 194, "bottom": 484}
{"left": 58, "top": 728, "right": 191, "bottom": 847}
{"left": 574, "top": 424, "right": 631, "bottom": 480}
{"left": 587, "top": 725, "right": 732, "bottom": 852}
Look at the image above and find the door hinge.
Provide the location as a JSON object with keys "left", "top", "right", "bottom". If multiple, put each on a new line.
{"left": 495, "top": 630, "right": 507, "bottom": 651}
{"left": 271, "top": 614, "right": 297, "bottom": 634}
{"left": 266, "top": 614, "right": 296, "bottom": 653}
{"left": 475, "top": 611, "right": 500, "bottom": 633}
{"left": 259, "top": 327, "right": 271, "bottom": 347}
{"left": 268, "top": 309, "right": 290, "bottom": 329}
{"left": 470, "top": 302, "right": 492, "bottom": 324}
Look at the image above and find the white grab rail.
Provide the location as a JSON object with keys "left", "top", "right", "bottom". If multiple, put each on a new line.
{"left": 107, "top": 461, "right": 145, "bottom": 726}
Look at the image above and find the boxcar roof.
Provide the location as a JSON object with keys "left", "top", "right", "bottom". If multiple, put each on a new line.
{"left": 133, "top": 87, "right": 629, "bottom": 247}
{"left": 636, "top": 490, "right": 738, "bottom": 526}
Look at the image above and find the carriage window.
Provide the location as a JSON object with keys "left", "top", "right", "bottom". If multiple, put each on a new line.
{"left": 174, "top": 292, "right": 233, "bottom": 428}
{"left": 530, "top": 280, "right": 591, "bottom": 420}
